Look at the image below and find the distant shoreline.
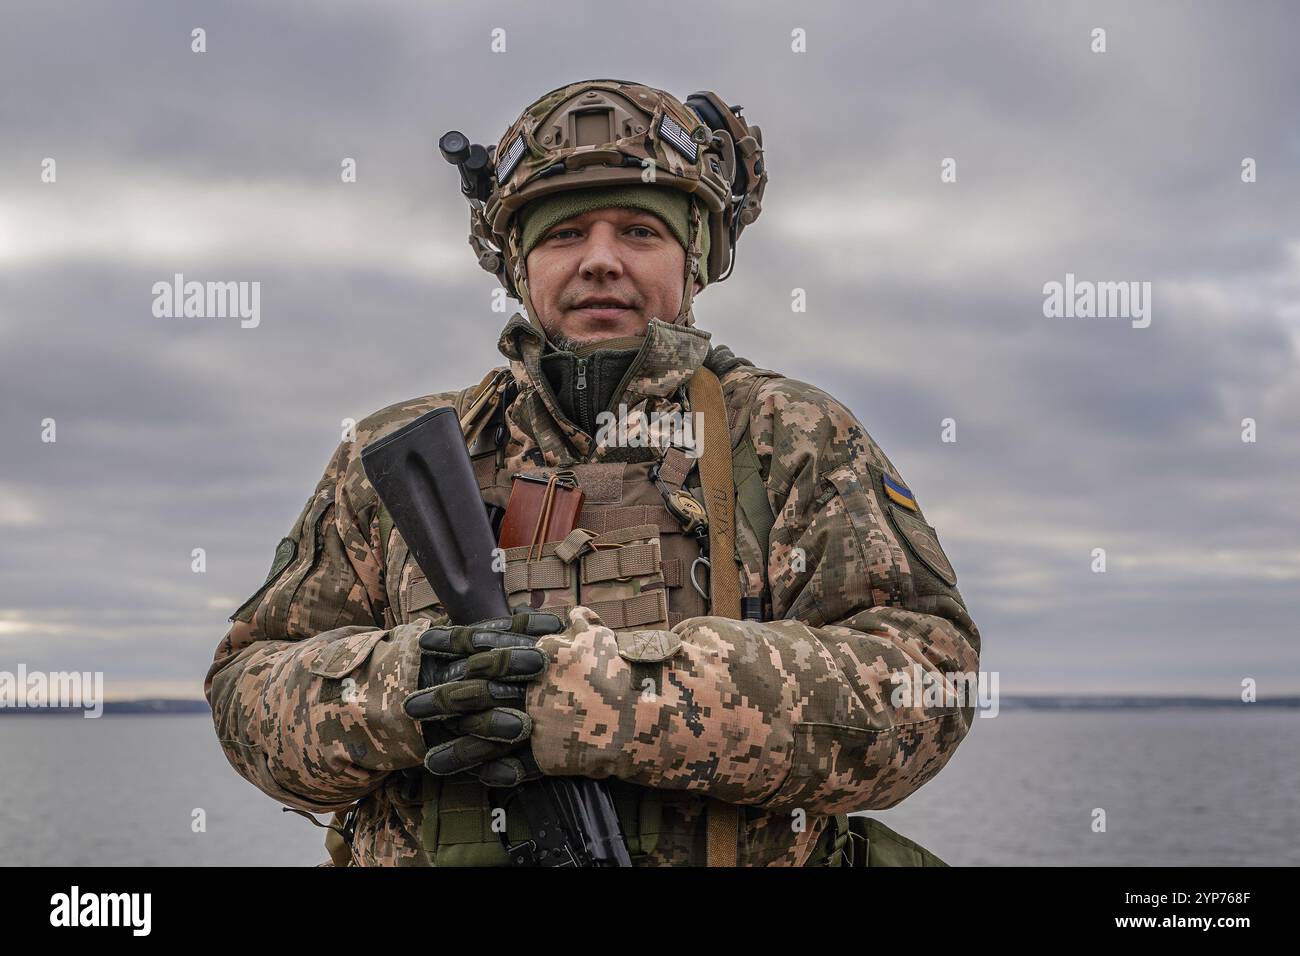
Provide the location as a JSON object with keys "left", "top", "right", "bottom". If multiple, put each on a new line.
{"left": 996, "top": 696, "right": 1300, "bottom": 710}
{"left": 1, "top": 696, "right": 1297, "bottom": 715}
{"left": 0, "top": 699, "right": 211, "bottom": 716}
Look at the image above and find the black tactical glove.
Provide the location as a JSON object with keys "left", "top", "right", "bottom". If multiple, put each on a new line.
{"left": 402, "top": 610, "right": 564, "bottom": 788}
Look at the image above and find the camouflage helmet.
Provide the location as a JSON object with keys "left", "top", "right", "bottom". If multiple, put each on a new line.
{"left": 450, "top": 78, "right": 767, "bottom": 327}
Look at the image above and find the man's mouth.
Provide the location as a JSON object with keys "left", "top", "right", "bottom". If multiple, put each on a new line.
{"left": 573, "top": 300, "right": 634, "bottom": 318}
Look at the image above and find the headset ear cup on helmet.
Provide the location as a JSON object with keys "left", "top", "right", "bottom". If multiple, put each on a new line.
{"left": 681, "top": 93, "right": 733, "bottom": 187}
{"left": 685, "top": 90, "right": 767, "bottom": 241}
{"left": 686, "top": 91, "right": 748, "bottom": 195}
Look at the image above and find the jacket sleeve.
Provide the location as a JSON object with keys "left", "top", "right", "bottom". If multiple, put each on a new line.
{"left": 204, "top": 434, "right": 430, "bottom": 814}
{"left": 526, "top": 377, "right": 982, "bottom": 816}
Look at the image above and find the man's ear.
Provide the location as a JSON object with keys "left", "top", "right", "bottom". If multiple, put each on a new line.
{"left": 693, "top": 280, "right": 703, "bottom": 295}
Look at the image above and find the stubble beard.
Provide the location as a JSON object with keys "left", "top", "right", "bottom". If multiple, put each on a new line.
{"left": 538, "top": 313, "right": 598, "bottom": 353}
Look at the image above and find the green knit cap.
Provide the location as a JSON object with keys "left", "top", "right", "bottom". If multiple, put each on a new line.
{"left": 518, "top": 185, "right": 709, "bottom": 285}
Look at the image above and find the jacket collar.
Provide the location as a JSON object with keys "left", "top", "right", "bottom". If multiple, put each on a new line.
{"left": 498, "top": 313, "right": 711, "bottom": 400}
{"left": 496, "top": 312, "right": 713, "bottom": 462}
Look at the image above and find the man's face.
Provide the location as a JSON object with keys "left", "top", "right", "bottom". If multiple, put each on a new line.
{"left": 523, "top": 206, "right": 702, "bottom": 347}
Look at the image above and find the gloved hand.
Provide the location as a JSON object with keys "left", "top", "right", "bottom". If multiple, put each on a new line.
{"left": 402, "top": 610, "right": 564, "bottom": 787}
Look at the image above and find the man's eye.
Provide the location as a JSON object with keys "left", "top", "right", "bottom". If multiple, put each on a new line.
{"left": 546, "top": 225, "right": 655, "bottom": 241}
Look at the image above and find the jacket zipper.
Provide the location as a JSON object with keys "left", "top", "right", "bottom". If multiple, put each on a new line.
{"left": 575, "top": 357, "right": 589, "bottom": 435}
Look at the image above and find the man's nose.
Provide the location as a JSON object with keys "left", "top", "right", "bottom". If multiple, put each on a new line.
{"left": 577, "top": 223, "right": 625, "bottom": 282}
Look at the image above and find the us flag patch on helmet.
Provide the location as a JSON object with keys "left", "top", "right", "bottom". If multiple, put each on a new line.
{"left": 496, "top": 133, "right": 526, "bottom": 183}
{"left": 658, "top": 113, "right": 698, "bottom": 162}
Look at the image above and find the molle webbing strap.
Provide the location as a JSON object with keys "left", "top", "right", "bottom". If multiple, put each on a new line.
{"left": 688, "top": 365, "right": 741, "bottom": 868}
{"left": 576, "top": 505, "right": 680, "bottom": 535}
{"left": 532, "top": 591, "right": 669, "bottom": 630}
{"left": 580, "top": 542, "right": 660, "bottom": 584}
{"left": 503, "top": 557, "right": 570, "bottom": 593}
{"left": 403, "top": 578, "right": 439, "bottom": 620}
{"left": 707, "top": 803, "right": 740, "bottom": 869}
{"left": 655, "top": 446, "right": 694, "bottom": 491}
{"left": 554, "top": 528, "right": 598, "bottom": 563}
{"left": 589, "top": 591, "right": 669, "bottom": 630}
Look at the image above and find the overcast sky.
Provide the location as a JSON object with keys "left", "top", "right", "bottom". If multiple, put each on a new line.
{"left": 2, "top": 0, "right": 1297, "bottom": 698}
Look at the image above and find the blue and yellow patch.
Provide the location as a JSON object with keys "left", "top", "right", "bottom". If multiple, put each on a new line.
{"left": 881, "top": 473, "right": 919, "bottom": 511}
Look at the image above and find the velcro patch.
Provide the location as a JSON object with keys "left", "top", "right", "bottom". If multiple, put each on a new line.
{"left": 882, "top": 473, "right": 918, "bottom": 511}
{"left": 268, "top": 537, "right": 297, "bottom": 581}
{"left": 888, "top": 505, "right": 957, "bottom": 588}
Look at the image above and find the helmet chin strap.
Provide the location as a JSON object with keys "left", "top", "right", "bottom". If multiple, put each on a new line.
{"left": 508, "top": 220, "right": 549, "bottom": 340}
{"left": 672, "top": 198, "right": 705, "bottom": 328}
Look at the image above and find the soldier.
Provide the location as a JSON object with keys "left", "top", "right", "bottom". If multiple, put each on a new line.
{"left": 205, "top": 79, "right": 982, "bottom": 867}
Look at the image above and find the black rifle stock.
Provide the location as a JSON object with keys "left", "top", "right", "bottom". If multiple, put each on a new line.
{"left": 361, "top": 406, "right": 631, "bottom": 867}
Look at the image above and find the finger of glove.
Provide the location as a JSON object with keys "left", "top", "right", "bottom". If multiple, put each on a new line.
{"left": 421, "top": 643, "right": 544, "bottom": 687}
{"left": 473, "top": 610, "right": 562, "bottom": 638}
{"left": 472, "top": 750, "right": 543, "bottom": 788}
{"left": 441, "top": 707, "right": 531, "bottom": 744}
{"left": 419, "top": 620, "right": 541, "bottom": 657}
{"left": 423, "top": 735, "right": 515, "bottom": 776}
{"left": 403, "top": 679, "right": 524, "bottom": 721}
{"left": 460, "top": 645, "right": 546, "bottom": 682}
{"left": 423, "top": 648, "right": 544, "bottom": 687}
{"left": 517, "top": 610, "right": 565, "bottom": 637}
{"left": 419, "top": 655, "right": 462, "bottom": 690}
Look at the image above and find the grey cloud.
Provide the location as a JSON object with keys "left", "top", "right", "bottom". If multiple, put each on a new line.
{"left": 2, "top": 0, "right": 1298, "bottom": 699}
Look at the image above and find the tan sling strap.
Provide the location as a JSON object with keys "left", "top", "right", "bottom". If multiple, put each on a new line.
{"left": 689, "top": 366, "right": 741, "bottom": 620}
{"left": 688, "top": 365, "right": 741, "bottom": 867}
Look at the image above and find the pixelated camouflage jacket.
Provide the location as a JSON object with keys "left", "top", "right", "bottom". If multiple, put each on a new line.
{"left": 204, "top": 312, "right": 982, "bottom": 866}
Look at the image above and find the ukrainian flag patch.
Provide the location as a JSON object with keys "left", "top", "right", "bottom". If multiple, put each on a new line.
{"left": 882, "top": 474, "right": 919, "bottom": 511}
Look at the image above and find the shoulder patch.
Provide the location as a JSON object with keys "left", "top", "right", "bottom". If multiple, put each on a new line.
{"left": 228, "top": 537, "right": 298, "bottom": 623}
{"left": 268, "top": 537, "right": 297, "bottom": 581}
{"left": 887, "top": 505, "right": 957, "bottom": 588}
{"left": 881, "top": 473, "right": 918, "bottom": 511}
